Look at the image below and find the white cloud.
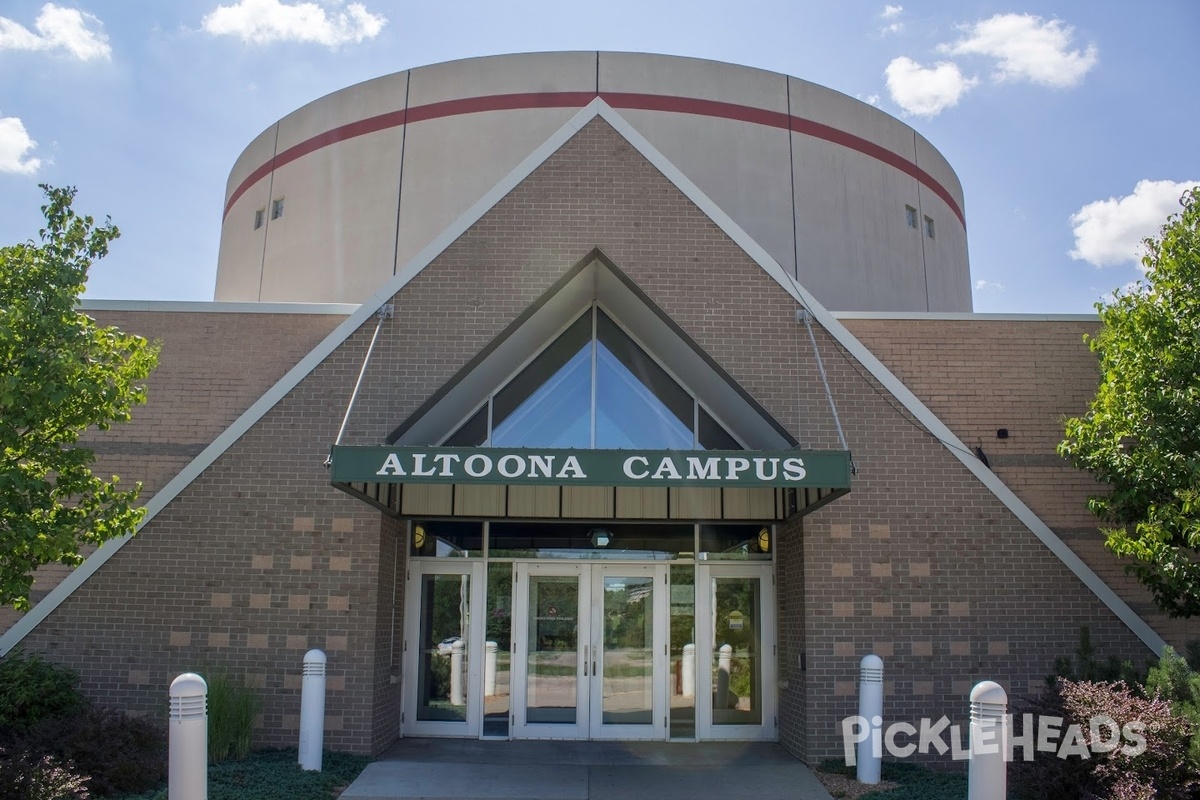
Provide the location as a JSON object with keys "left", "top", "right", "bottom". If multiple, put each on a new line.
{"left": 0, "top": 115, "right": 43, "bottom": 175}
{"left": 1069, "top": 179, "right": 1199, "bottom": 268}
{"left": 942, "top": 13, "right": 1097, "bottom": 88}
{"left": 858, "top": 93, "right": 880, "bottom": 106}
{"left": 202, "top": 0, "right": 386, "bottom": 46}
{"left": 882, "top": 5, "right": 903, "bottom": 18}
{"left": 0, "top": 3, "right": 111, "bottom": 61}
{"left": 974, "top": 279, "right": 1005, "bottom": 292}
{"left": 884, "top": 56, "right": 978, "bottom": 117}
{"left": 879, "top": 5, "right": 903, "bottom": 34}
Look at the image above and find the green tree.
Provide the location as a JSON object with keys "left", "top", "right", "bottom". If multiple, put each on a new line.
{"left": 1060, "top": 186, "right": 1200, "bottom": 618}
{"left": 0, "top": 185, "right": 159, "bottom": 611}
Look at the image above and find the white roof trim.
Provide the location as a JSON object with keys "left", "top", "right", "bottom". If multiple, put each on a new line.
{"left": 80, "top": 300, "right": 361, "bottom": 315}
{"left": 1, "top": 99, "right": 1164, "bottom": 658}
{"left": 833, "top": 311, "right": 1099, "bottom": 322}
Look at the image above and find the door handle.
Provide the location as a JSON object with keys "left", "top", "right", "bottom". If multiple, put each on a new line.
{"left": 583, "top": 645, "right": 588, "bottom": 676}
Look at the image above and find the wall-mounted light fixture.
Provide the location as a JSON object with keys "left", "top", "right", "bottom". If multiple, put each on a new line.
{"left": 590, "top": 528, "right": 612, "bottom": 548}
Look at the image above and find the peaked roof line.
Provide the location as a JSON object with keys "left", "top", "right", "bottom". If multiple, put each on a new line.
{"left": 1, "top": 100, "right": 1164, "bottom": 657}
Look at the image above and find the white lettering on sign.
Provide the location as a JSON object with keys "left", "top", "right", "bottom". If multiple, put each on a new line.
{"left": 376, "top": 453, "right": 407, "bottom": 476}
{"left": 623, "top": 456, "right": 649, "bottom": 479}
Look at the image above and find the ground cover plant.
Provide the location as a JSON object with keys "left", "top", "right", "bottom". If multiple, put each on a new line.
{"left": 112, "top": 749, "right": 370, "bottom": 800}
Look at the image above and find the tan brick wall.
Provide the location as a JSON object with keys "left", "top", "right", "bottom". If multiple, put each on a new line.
{"left": 11, "top": 120, "right": 1162, "bottom": 761}
{"left": 843, "top": 318, "right": 1191, "bottom": 650}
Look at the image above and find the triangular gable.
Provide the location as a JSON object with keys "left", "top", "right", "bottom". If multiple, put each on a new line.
{"left": 0, "top": 98, "right": 1165, "bottom": 656}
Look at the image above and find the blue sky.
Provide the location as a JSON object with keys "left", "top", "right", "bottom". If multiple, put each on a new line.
{"left": 0, "top": 0, "right": 1196, "bottom": 313}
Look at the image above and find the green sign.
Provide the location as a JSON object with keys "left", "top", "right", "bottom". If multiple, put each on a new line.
{"left": 330, "top": 446, "right": 851, "bottom": 489}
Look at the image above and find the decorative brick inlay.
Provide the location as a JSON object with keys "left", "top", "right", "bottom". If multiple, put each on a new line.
{"left": 830, "top": 523, "right": 852, "bottom": 539}
{"left": 910, "top": 602, "right": 931, "bottom": 617}
{"left": 834, "top": 681, "right": 855, "bottom": 697}
{"left": 327, "top": 675, "right": 346, "bottom": 691}
{"left": 208, "top": 631, "right": 230, "bottom": 648}
{"left": 325, "top": 716, "right": 345, "bottom": 731}
{"left": 210, "top": 592, "right": 233, "bottom": 608}
{"left": 128, "top": 670, "right": 150, "bottom": 686}
{"left": 327, "top": 595, "right": 350, "bottom": 612}
{"left": 831, "top": 563, "right": 853, "bottom": 578}
{"left": 949, "top": 601, "right": 970, "bottom": 617}
{"left": 869, "top": 523, "right": 890, "bottom": 539}
{"left": 832, "top": 601, "right": 855, "bottom": 617}
{"left": 288, "top": 594, "right": 310, "bottom": 610}
{"left": 329, "top": 556, "right": 351, "bottom": 571}
{"left": 286, "top": 634, "right": 307, "bottom": 650}
{"left": 282, "top": 714, "right": 299, "bottom": 730}
{"left": 870, "top": 562, "right": 892, "bottom": 578}
{"left": 292, "top": 517, "right": 314, "bottom": 532}
{"left": 872, "top": 642, "right": 894, "bottom": 657}
{"left": 247, "top": 633, "right": 269, "bottom": 649}
{"left": 284, "top": 674, "right": 302, "bottom": 690}
{"left": 169, "top": 630, "right": 191, "bottom": 647}
{"left": 326, "top": 634, "right": 349, "bottom": 651}
{"left": 332, "top": 517, "right": 355, "bottom": 533}
{"left": 833, "top": 641, "right": 856, "bottom": 657}
{"left": 245, "top": 673, "right": 267, "bottom": 689}
{"left": 913, "top": 681, "right": 934, "bottom": 696}
{"left": 988, "top": 641, "right": 1010, "bottom": 656}
{"left": 909, "top": 561, "right": 931, "bottom": 577}
{"left": 910, "top": 641, "right": 933, "bottom": 657}
{"left": 251, "top": 554, "right": 273, "bottom": 569}
{"left": 249, "top": 593, "right": 271, "bottom": 609}
{"left": 871, "top": 602, "right": 893, "bottom": 618}
{"left": 290, "top": 555, "right": 312, "bottom": 571}
{"left": 949, "top": 641, "right": 971, "bottom": 656}
{"left": 952, "top": 680, "right": 972, "bottom": 696}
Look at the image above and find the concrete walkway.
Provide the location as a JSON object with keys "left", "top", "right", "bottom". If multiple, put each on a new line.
{"left": 339, "top": 739, "right": 836, "bottom": 800}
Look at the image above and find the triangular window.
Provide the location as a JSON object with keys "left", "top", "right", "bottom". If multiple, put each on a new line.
{"left": 444, "top": 305, "right": 740, "bottom": 451}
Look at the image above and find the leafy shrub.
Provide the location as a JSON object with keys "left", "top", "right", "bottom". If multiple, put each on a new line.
{"left": 0, "top": 650, "right": 85, "bottom": 732}
{"left": 1049, "top": 626, "right": 1145, "bottom": 687}
{"left": 1012, "top": 678, "right": 1198, "bottom": 800}
{"left": 1146, "top": 646, "right": 1200, "bottom": 773}
{"left": 0, "top": 745, "right": 90, "bottom": 800}
{"left": 22, "top": 707, "right": 165, "bottom": 797}
{"left": 204, "top": 672, "right": 260, "bottom": 763}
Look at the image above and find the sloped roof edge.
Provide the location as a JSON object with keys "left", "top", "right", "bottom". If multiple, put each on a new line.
{"left": 0, "top": 99, "right": 1165, "bottom": 657}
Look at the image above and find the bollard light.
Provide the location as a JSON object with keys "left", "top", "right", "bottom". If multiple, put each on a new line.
{"left": 857, "top": 654, "right": 883, "bottom": 785}
{"left": 681, "top": 643, "right": 696, "bottom": 699}
{"left": 169, "top": 672, "right": 207, "bottom": 800}
{"left": 968, "top": 681, "right": 1008, "bottom": 800}
{"left": 450, "top": 639, "right": 466, "bottom": 706}
{"left": 484, "top": 641, "right": 498, "bottom": 697}
{"left": 715, "top": 644, "right": 734, "bottom": 708}
{"left": 299, "top": 649, "right": 326, "bottom": 772}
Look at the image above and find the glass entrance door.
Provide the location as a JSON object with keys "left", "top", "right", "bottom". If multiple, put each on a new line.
{"left": 695, "top": 563, "right": 776, "bottom": 740}
{"left": 511, "top": 562, "right": 667, "bottom": 740}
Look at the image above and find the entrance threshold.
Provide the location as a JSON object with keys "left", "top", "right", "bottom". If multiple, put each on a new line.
{"left": 339, "top": 738, "right": 836, "bottom": 800}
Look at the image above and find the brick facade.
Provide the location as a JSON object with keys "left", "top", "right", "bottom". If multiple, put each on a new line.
{"left": 7, "top": 119, "right": 1167, "bottom": 761}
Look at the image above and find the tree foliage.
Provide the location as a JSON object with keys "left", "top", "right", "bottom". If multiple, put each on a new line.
{"left": 1060, "top": 186, "right": 1200, "bottom": 618}
{"left": 0, "top": 186, "right": 159, "bottom": 611}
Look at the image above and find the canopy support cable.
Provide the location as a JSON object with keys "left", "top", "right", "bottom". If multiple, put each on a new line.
{"left": 324, "top": 304, "right": 393, "bottom": 466}
{"left": 797, "top": 308, "right": 856, "bottom": 472}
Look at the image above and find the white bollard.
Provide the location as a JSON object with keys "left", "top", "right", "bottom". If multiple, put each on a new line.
{"left": 299, "top": 649, "right": 326, "bottom": 772}
{"left": 450, "top": 639, "right": 465, "bottom": 706}
{"left": 169, "top": 673, "right": 207, "bottom": 800}
{"left": 484, "top": 641, "right": 498, "bottom": 697}
{"left": 857, "top": 654, "right": 884, "bottom": 785}
{"left": 968, "top": 681, "right": 1008, "bottom": 800}
{"left": 682, "top": 643, "right": 696, "bottom": 698}
{"left": 716, "top": 643, "right": 733, "bottom": 708}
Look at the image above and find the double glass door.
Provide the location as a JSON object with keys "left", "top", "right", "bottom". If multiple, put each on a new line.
{"left": 511, "top": 562, "right": 668, "bottom": 739}
{"left": 402, "top": 559, "right": 775, "bottom": 741}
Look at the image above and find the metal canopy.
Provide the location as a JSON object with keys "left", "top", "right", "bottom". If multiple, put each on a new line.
{"left": 330, "top": 446, "right": 851, "bottom": 522}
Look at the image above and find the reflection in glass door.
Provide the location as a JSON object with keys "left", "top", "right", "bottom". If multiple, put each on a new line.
{"left": 402, "top": 561, "right": 484, "bottom": 737}
{"left": 511, "top": 563, "right": 587, "bottom": 738}
{"left": 695, "top": 563, "right": 776, "bottom": 740}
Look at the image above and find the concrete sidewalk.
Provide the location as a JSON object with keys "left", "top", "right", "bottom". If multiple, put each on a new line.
{"left": 338, "top": 739, "right": 836, "bottom": 800}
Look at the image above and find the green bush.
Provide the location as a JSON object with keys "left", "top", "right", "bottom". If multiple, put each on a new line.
{"left": 0, "top": 745, "right": 90, "bottom": 799}
{"left": 0, "top": 650, "right": 85, "bottom": 732}
{"left": 22, "top": 707, "right": 166, "bottom": 797}
{"left": 204, "top": 672, "right": 260, "bottom": 763}
{"left": 1048, "top": 626, "right": 1145, "bottom": 686}
{"left": 1146, "top": 646, "right": 1200, "bottom": 773}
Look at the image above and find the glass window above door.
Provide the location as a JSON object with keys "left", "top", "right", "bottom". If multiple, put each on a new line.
{"left": 444, "top": 305, "right": 741, "bottom": 451}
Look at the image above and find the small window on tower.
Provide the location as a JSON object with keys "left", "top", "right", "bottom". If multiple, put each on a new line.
{"left": 253, "top": 208, "right": 264, "bottom": 229}
{"left": 905, "top": 205, "right": 917, "bottom": 229}
{"left": 271, "top": 197, "right": 285, "bottom": 220}
{"left": 924, "top": 215, "right": 935, "bottom": 239}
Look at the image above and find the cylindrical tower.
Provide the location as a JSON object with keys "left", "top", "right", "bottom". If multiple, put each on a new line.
{"left": 216, "top": 52, "right": 970, "bottom": 312}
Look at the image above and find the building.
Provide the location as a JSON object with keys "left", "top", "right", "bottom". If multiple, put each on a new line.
{"left": 0, "top": 53, "right": 1185, "bottom": 763}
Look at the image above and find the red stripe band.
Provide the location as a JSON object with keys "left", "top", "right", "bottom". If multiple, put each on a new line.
{"left": 224, "top": 90, "right": 965, "bottom": 228}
